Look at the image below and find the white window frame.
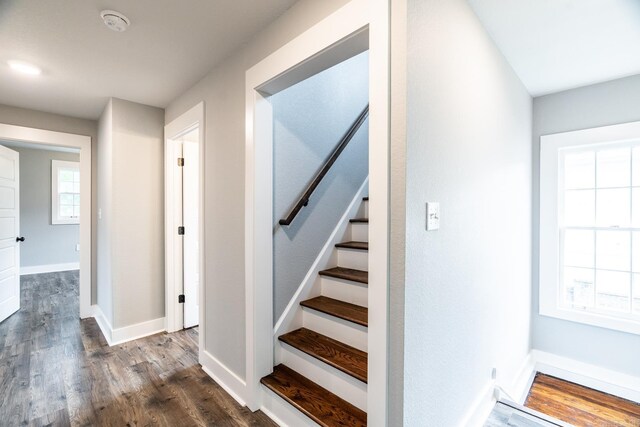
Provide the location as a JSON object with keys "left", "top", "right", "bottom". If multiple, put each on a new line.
{"left": 540, "top": 120, "right": 640, "bottom": 335}
{"left": 52, "top": 160, "right": 80, "bottom": 225}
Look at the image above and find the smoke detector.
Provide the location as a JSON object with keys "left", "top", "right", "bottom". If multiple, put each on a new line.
{"left": 100, "top": 10, "right": 130, "bottom": 32}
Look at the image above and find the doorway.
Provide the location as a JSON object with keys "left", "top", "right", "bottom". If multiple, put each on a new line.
{"left": 0, "top": 124, "right": 92, "bottom": 322}
{"left": 165, "top": 102, "right": 205, "bottom": 344}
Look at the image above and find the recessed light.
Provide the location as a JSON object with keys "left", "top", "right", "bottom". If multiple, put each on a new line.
{"left": 8, "top": 61, "right": 41, "bottom": 76}
{"left": 100, "top": 10, "right": 130, "bottom": 32}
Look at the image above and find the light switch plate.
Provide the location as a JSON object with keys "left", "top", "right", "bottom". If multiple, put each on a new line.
{"left": 426, "top": 202, "right": 440, "bottom": 231}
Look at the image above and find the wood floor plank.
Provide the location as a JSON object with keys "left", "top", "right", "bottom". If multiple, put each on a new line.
{"left": 525, "top": 373, "right": 640, "bottom": 427}
{"left": 0, "top": 271, "right": 276, "bottom": 427}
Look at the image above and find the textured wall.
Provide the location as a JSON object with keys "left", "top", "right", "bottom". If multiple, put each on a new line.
{"left": 272, "top": 51, "right": 369, "bottom": 322}
{"left": 404, "top": 0, "right": 533, "bottom": 424}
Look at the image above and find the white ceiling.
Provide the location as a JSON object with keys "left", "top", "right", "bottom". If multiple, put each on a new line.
{"left": 467, "top": 0, "right": 640, "bottom": 96}
{"left": 0, "top": 0, "right": 298, "bottom": 119}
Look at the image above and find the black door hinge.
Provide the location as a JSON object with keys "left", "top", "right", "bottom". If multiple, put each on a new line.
{"left": 178, "top": 226, "right": 185, "bottom": 235}
{"left": 178, "top": 157, "right": 185, "bottom": 167}
{"left": 178, "top": 294, "right": 185, "bottom": 303}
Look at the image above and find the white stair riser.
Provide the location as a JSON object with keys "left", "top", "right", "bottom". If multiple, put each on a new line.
{"left": 320, "top": 277, "right": 368, "bottom": 307}
{"left": 337, "top": 248, "right": 368, "bottom": 271}
{"left": 277, "top": 343, "right": 368, "bottom": 412}
{"left": 350, "top": 223, "right": 368, "bottom": 242}
{"left": 302, "top": 308, "right": 368, "bottom": 352}
{"left": 261, "top": 385, "right": 319, "bottom": 427}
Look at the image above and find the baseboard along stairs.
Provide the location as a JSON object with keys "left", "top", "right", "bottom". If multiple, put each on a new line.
{"left": 261, "top": 196, "right": 370, "bottom": 427}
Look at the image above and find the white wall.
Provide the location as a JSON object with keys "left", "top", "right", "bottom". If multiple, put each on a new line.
{"left": 532, "top": 74, "right": 640, "bottom": 377}
{"left": 165, "top": 0, "right": 351, "bottom": 380}
{"left": 7, "top": 146, "right": 80, "bottom": 267}
{"left": 0, "top": 103, "right": 98, "bottom": 302}
{"left": 403, "top": 0, "right": 532, "bottom": 425}
{"left": 97, "top": 98, "right": 165, "bottom": 329}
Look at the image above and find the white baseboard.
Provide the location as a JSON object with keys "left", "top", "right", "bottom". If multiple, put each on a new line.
{"left": 200, "top": 349, "right": 247, "bottom": 407}
{"left": 531, "top": 350, "right": 640, "bottom": 404}
{"left": 91, "top": 304, "right": 165, "bottom": 346}
{"left": 20, "top": 262, "right": 80, "bottom": 275}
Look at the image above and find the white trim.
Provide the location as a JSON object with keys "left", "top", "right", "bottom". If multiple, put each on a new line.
{"left": 245, "top": 0, "right": 391, "bottom": 415}
{"left": 0, "top": 123, "right": 92, "bottom": 318}
{"left": 200, "top": 349, "right": 247, "bottom": 407}
{"left": 273, "top": 178, "right": 369, "bottom": 337}
{"left": 164, "top": 102, "right": 206, "bottom": 346}
{"left": 91, "top": 304, "right": 165, "bottom": 346}
{"left": 260, "top": 388, "right": 319, "bottom": 427}
{"left": 531, "top": 350, "right": 640, "bottom": 404}
{"left": 20, "top": 262, "right": 80, "bottom": 276}
{"left": 51, "top": 159, "right": 80, "bottom": 225}
{"left": 540, "top": 120, "right": 640, "bottom": 336}
{"left": 459, "top": 380, "right": 498, "bottom": 427}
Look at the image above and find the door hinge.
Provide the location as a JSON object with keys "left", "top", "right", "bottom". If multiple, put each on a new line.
{"left": 178, "top": 226, "right": 185, "bottom": 235}
{"left": 177, "top": 157, "right": 185, "bottom": 167}
{"left": 178, "top": 294, "right": 185, "bottom": 303}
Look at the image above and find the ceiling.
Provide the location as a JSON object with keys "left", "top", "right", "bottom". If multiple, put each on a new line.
{"left": 467, "top": 0, "right": 640, "bottom": 97}
{"left": 0, "top": 0, "right": 298, "bottom": 119}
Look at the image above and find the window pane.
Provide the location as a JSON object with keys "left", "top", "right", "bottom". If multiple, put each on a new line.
{"left": 73, "top": 194, "right": 80, "bottom": 205}
{"left": 73, "top": 183, "right": 80, "bottom": 193}
{"left": 596, "top": 188, "right": 630, "bottom": 227}
{"left": 633, "top": 147, "right": 640, "bottom": 187}
{"left": 597, "top": 148, "right": 630, "bottom": 188}
{"left": 73, "top": 206, "right": 80, "bottom": 218}
{"left": 60, "top": 205, "right": 73, "bottom": 217}
{"left": 564, "top": 190, "right": 595, "bottom": 226}
{"left": 634, "top": 274, "right": 640, "bottom": 315}
{"left": 596, "top": 231, "right": 630, "bottom": 271}
{"left": 564, "top": 230, "right": 594, "bottom": 268}
{"left": 633, "top": 188, "right": 640, "bottom": 228}
{"left": 564, "top": 151, "right": 595, "bottom": 189}
{"left": 73, "top": 171, "right": 80, "bottom": 182}
{"left": 633, "top": 232, "right": 640, "bottom": 273}
{"left": 59, "top": 182, "right": 74, "bottom": 193}
{"left": 59, "top": 193, "right": 74, "bottom": 205}
{"left": 563, "top": 267, "right": 594, "bottom": 309}
{"left": 596, "top": 270, "right": 630, "bottom": 313}
{"left": 59, "top": 169, "right": 75, "bottom": 182}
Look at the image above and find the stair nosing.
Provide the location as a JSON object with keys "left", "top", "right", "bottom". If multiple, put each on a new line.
{"left": 318, "top": 267, "right": 368, "bottom": 284}
{"left": 335, "top": 241, "right": 368, "bottom": 251}
{"left": 300, "top": 296, "right": 368, "bottom": 327}
{"left": 278, "top": 328, "right": 368, "bottom": 383}
{"left": 349, "top": 217, "right": 369, "bottom": 223}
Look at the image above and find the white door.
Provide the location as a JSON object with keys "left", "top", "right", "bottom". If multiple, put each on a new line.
{"left": 183, "top": 137, "right": 200, "bottom": 328}
{"left": 0, "top": 145, "right": 20, "bottom": 323}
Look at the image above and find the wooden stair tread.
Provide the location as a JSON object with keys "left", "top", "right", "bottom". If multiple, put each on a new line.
{"left": 319, "top": 267, "right": 368, "bottom": 284}
{"left": 300, "top": 296, "right": 368, "bottom": 327}
{"left": 363, "top": 196, "right": 368, "bottom": 201}
{"left": 349, "top": 218, "right": 368, "bottom": 223}
{"left": 261, "top": 364, "right": 367, "bottom": 427}
{"left": 278, "top": 328, "right": 368, "bottom": 383}
{"left": 335, "top": 241, "right": 368, "bottom": 251}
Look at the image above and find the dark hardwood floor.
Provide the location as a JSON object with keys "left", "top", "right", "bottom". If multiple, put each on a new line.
{"left": 525, "top": 373, "right": 640, "bottom": 427}
{"left": 0, "top": 271, "right": 276, "bottom": 426}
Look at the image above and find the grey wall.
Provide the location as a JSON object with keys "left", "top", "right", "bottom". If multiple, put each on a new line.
{"left": 0, "top": 104, "right": 98, "bottom": 302}
{"left": 272, "top": 51, "right": 369, "bottom": 322}
{"left": 532, "top": 74, "right": 640, "bottom": 377}
{"left": 97, "top": 98, "right": 165, "bottom": 329}
{"left": 403, "top": 0, "right": 533, "bottom": 424}
{"left": 3, "top": 146, "right": 79, "bottom": 267}
{"left": 165, "top": 0, "right": 351, "bottom": 379}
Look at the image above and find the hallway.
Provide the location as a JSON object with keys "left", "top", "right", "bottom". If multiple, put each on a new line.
{"left": 0, "top": 271, "right": 275, "bottom": 426}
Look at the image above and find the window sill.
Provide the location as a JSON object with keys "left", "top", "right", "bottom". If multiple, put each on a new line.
{"left": 52, "top": 218, "right": 79, "bottom": 225}
{"left": 540, "top": 305, "right": 640, "bottom": 336}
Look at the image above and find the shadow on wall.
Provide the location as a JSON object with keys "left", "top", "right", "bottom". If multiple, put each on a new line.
{"left": 272, "top": 51, "right": 369, "bottom": 322}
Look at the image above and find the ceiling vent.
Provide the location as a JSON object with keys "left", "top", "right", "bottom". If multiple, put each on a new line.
{"left": 100, "top": 10, "right": 130, "bottom": 32}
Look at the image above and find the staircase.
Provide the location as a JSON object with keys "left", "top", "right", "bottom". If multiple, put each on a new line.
{"left": 261, "top": 196, "right": 370, "bottom": 427}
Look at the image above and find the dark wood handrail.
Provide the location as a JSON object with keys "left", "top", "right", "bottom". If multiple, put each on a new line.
{"left": 279, "top": 104, "right": 369, "bottom": 226}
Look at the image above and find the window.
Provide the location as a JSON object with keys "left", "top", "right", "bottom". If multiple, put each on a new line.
{"left": 52, "top": 160, "right": 80, "bottom": 225}
{"left": 540, "top": 121, "right": 640, "bottom": 335}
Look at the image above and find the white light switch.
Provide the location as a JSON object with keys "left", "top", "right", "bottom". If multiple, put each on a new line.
{"left": 426, "top": 202, "right": 440, "bottom": 231}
